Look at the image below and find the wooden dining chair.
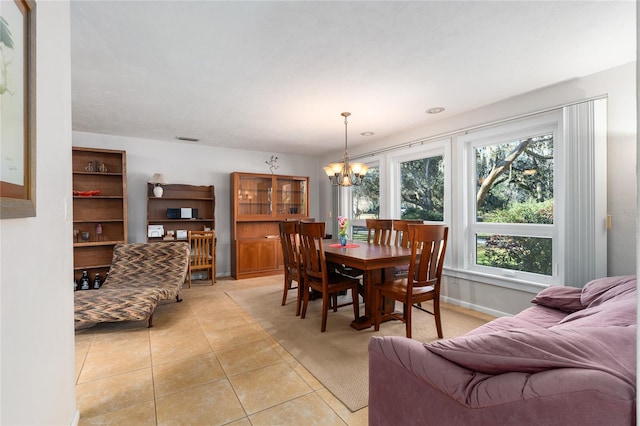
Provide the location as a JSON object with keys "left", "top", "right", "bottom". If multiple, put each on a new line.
{"left": 366, "top": 219, "right": 394, "bottom": 245}
{"left": 374, "top": 224, "right": 448, "bottom": 338}
{"left": 392, "top": 219, "right": 424, "bottom": 248}
{"left": 279, "top": 220, "right": 303, "bottom": 316}
{"left": 187, "top": 230, "right": 216, "bottom": 287}
{"left": 392, "top": 219, "right": 424, "bottom": 278}
{"left": 299, "top": 222, "right": 360, "bottom": 332}
{"left": 339, "top": 218, "right": 395, "bottom": 282}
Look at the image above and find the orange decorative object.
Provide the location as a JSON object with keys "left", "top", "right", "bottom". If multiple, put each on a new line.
{"left": 73, "top": 190, "right": 101, "bottom": 197}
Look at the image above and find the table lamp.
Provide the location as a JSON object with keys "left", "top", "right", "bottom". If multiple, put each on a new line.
{"left": 149, "top": 173, "right": 168, "bottom": 197}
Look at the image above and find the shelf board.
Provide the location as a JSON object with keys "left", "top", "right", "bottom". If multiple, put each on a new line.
{"left": 73, "top": 219, "right": 124, "bottom": 223}
{"left": 73, "top": 240, "right": 124, "bottom": 247}
{"left": 73, "top": 264, "right": 111, "bottom": 271}
{"left": 149, "top": 197, "right": 214, "bottom": 201}
{"left": 147, "top": 218, "right": 214, "bottom": 223}
{"left": 73, "top": 171, "right": 123, "bottom": 176}
{"left": 73, "top": 195, "right": 124, "bottom": 199}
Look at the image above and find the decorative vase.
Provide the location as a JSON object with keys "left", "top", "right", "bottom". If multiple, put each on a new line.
{"left": 339, "top": 234, "right": 347, "bottom": 247}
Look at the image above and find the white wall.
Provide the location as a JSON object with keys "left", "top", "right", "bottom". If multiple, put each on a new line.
{"left": 0, "top": 2, "right": 78, "bottom": 424}
{"left": 71, "top": 133, "right": 320, "bottom": 277}
{"left": 319, "top": 62, "right": 637, "bottom": 315}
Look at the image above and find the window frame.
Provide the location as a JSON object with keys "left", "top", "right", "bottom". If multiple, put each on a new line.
{"left": 345, "top": 157, "right": 383, "bottom": 235}
{"left": 459, "top": 111, "right": 564, "bottom": 286}
{"left": 388, "top": 138, "right": 451, "bottom": 224}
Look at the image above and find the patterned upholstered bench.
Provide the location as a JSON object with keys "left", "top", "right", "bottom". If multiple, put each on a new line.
{"left": 75, "top": 287, "right": 162, "bottom": 327}
{"left": 103, "top": 242, "right": 190, "bottom": 302}
{"left": 74, "top": 242, "right": 190, "bottom": 328}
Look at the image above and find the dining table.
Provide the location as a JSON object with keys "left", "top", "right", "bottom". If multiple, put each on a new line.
{"left": 323, "top": 239, "right": 413, "bottom": 330}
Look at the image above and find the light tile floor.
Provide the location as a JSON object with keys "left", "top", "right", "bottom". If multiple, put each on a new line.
{"left": 75, "top": 276, "right": 367, "bottom": 425}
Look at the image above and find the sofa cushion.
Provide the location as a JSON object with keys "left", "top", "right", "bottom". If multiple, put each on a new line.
{"left": 531, "top": 285, "right": 583, "bottom": 312}
{"left": 424, "top": 325, "right": 636, "bottom": 386}
{"left": 465, "top": 306, "right": 566, "bottom": 336}
{"left": 556, "top": 296, "right": 636, "bottom": 328}
{"left": 580, "top": 275, "right": 636, "bottom": 308}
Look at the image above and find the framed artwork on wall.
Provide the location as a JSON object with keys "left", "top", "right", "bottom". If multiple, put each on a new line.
{"left": 0, "top": 0, "right": 36, "bottom": 219}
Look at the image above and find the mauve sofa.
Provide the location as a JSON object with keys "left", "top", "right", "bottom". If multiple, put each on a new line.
{"left": 368, "top": 275, "right": 636, "bottom": 426}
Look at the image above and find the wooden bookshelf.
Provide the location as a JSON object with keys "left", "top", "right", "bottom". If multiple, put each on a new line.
{"left": 72, "top": 147, "right": 127, "bottom": 283}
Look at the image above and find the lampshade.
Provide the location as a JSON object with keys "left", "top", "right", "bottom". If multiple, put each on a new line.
{"left": 323, "top": 112, "right": 368, "bottom": 187}
{"left": 148, "top": 173, "right": 168, "bottom": 185}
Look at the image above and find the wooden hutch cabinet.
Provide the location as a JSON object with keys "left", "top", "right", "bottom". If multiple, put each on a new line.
{"left": 72, "top": 147, "right": 127, "bottom": 282}
{"left": 230, "top": 172, "right": 309, "bottom": 279}
{"left": 146, "top": 184, "right": 215, "bottom": 242}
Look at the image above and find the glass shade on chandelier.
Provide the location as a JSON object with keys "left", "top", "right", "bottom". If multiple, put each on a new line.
{"left": 323, "top": 112, "right": 368, "bottom": 187}
{"left": 323, "top": 160, "right": 368, "bottom": 187}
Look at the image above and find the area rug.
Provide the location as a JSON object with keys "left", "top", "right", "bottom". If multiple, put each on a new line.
{"left": 226, "top": 283, "right": 493, "bottom": 412}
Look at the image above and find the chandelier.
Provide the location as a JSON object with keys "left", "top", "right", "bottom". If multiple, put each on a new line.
{"left": 323, "top": 112, "right": 368, "bottom": 186}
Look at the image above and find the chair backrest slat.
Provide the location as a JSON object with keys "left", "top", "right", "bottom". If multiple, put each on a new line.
{"left": 392, "top": 219, "right": 424, "bottom": 248}
{"left": 299, "top": 222, "right": 328, "bottom": 290}
{"left": 188, "top": 231, "right": 214, "bottom": 266}
{"left": 279, "top": 221, "right": 301, "bottom": 277}
{"left": 366, "top": 219, "right": 394, "bottom": 245}
{"left": 406, "top": 224, "right": 448, "bottom": 293}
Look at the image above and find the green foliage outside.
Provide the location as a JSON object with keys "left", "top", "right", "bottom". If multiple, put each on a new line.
{"left": 400, "top": 155, "right": 444, "bottom": 221}
{"left": 475, "top": 134, "right": 554, "bottom": 276}
{"left": 478, "top": 199, "right": 554, "bottom": 275}
{"left": 352, "top": 167, "right": 380, "bottom": 219}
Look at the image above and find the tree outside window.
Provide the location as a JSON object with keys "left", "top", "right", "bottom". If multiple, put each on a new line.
{"left": 351, "top": 166, "right": 379, "bottom": 240}
{"left": 474, "top": 134, "right": 554, "bottom": 275}
{"left": 400, "top": 155, "right": 444, "bottom": 221}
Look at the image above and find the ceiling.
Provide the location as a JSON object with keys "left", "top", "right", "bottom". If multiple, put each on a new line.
{"left": 70, "top": 1, "right": 636, "bottom": 156}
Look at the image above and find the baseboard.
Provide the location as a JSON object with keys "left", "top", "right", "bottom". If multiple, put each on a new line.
{"left": 70, "top": 409, "right": 80, "bottom": 426}
{"left": 440, "top": 295, "right": 510, "bottom": 318}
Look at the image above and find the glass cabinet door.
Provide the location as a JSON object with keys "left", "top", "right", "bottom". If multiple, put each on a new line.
{"left": 275, "top": 177, "right": 307, "bottom": 216}
{"left": 237, "top": 175, "right": 273, "bottom": 217}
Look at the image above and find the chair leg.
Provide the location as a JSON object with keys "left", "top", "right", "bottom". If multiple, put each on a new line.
{"left": 405, "top": 301, "right": 412, "bottom": 338}
{"left": 321, "top": 293, "right": 329, "bottom": 332}
{"left": 281, "top": 273, "right": 290, "bottom": 306}
{"left": 188, "top": 266, "right": 192, "bottom": 288}
{"left": 211, "top": 263, "right": 215, "bottom": 285}
{"left": 300, "top": 284, "right": 309, "bottom": 319}
{"left": 295, "top": 278, "right": 303, "bottom": 316}
{"left": 434, "top": 297, "right": 443, "bottom": 338}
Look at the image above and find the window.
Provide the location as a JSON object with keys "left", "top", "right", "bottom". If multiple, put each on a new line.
{"left": 463, "top": 113, "right": 561, "bottom": 284}
{"left": 390, "top": 141, "right": 449, "bottom": 223}
{"left": 350, "top": 162, "right": 380, "bottom": 241}
{"left": 475, "top": 134, "right": 554, "bottom": 275}
{"left": 335, "top": 99, "right": 605, "bottom": 289}
{"left": 399, "top": 155, "right": 444, "bottom": 221}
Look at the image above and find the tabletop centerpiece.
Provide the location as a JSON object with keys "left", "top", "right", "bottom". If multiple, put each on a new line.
{"left": 337, "top": 216, "right": 350, "bottom": 246}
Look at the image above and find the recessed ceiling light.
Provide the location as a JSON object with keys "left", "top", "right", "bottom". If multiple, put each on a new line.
{"left": 360, "top": 132, "right": 375, "bottom": 136}
{"left": 426, "top": 107, "right": 445, "bottom": 114}
{"left": 175, "top": 136, "right": 200, "bottom": 142}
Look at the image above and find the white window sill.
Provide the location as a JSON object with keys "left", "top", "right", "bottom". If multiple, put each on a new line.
{"left": 443, "top": 267, "right": 549, "bottom": 294}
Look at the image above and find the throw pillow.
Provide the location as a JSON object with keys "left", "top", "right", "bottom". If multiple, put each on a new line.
{"left": 580, "top": 275, "right": 636, "bottom": 308}
{"left": 531, "top": 286, "right": 583, "bottom": 313}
